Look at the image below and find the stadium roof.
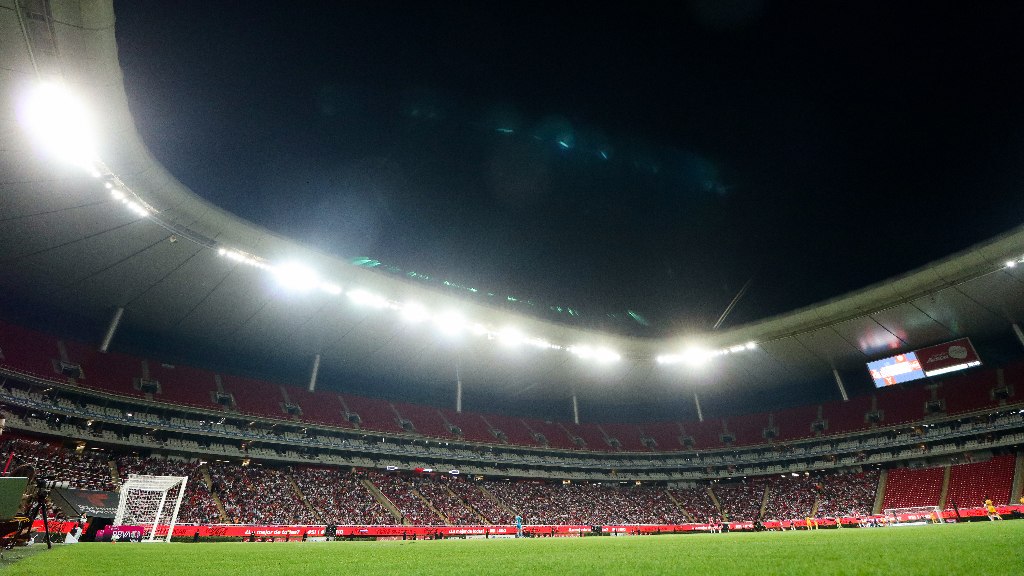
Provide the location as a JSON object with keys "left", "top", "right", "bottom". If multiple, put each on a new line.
{"left": 2, "top": 1, "right": 1024, "bottom": 416}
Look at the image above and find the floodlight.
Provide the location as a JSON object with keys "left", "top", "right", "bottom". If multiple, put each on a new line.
{"left": 1006, "top": 260, "right": 1017, "bottom": 268}
{"left": 745, "top": 341, "right": 757, "bottom": 350}
{"left": 347, "top": 288, "right": 389, "bottom": 308}
{"left": 273, "top": 262, "right": 320, "bottom": 292}
{"left": 680, "top": 347, "right": 713, "bottom": 367}
{"left": 498, "top": 327, "right": 525, "bottom": 347}
{"left": 434, "top": 311, "right": 467, "bottom": 336}
{"left": 400, "top": 302, "right": 430, "bottom": 323}
{"left": 319, "top": 282, "right": 342, "bottom": 295}
{"left": 20, "top": 82, "right": 99, "bottom": 168}
{"left": 110, "top": 189, "right": 125, "bottom": 200}
{"left": 728, "top": 345, "right": 746, "bottom": 353}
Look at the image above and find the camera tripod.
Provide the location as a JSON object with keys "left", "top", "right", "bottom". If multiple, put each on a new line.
{"left": 23, "top": 484, "right": 53, "bottom": 549}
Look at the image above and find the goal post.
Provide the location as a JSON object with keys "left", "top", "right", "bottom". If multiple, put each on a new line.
{"left": 882, "top": 506, "right": 942, "bottom": 525}
{"left": 113, "top": 474, "right": 188, "bottom": 542}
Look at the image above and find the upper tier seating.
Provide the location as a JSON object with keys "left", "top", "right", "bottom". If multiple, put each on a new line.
{"left": 0, "top": 321, "right": 60, "bottom": 379}
{"left": 342, "top": 395, "right": 403, "bottom": 434}
{"left": 391, "top": 402, "right": 454, "bottom": 439}
{"left": 880, "top": 466, "right": 944, "bottom": 509}
{"left": 945, "top": 454, "right": 1016, "bottom": 508}
{"left": 2, "top": 320, "right": 1023, "bottom": 457}
{"left": 484, "top": 413, "right": 540, "bottom": 447}
{"left": 63, "top": 342, "right": 143, "bottom": 398}
{"left": 220, "top": 375, "right": 286, "bottom": 417}
{"left": 285, "top": 387, "right": 351, "bottom": 428}
{"left": 146, "top": 362, "right": 219, "bottom": 408}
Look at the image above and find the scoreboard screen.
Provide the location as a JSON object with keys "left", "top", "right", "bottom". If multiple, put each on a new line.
{"left": 867, "top": 352, "right": 925, "bottom": 387}
{"left": 867, "top": 338, "right": 981, "bottom": 387}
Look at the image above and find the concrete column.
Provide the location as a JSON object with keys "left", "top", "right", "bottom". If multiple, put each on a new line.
{"left": 832, "top": 368, "right": 849, "bottom": 402}
{"left": 693, "top": 391, "right": 704, "bottom": 422}
{"left": 455, "top": 363, "right": 463, "bottom": 413}
{"left": 1013, "top": 323, "right": 1024, "bottom": 350}
{"left": 99, "top": 307, "right": 124, "bottom": 353}
{"left": 308, "top": 354, "right": 321, "bottom": 392}
{"left": 571, "top": 394, "right": 580, "bottom": 425}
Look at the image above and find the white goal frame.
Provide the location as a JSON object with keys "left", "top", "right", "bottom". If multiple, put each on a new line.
{"left": 112, "top": 474, "right": 188, "bottom": 542}
{"left": 882, "top": 506, "right": 942, "bottom": 525}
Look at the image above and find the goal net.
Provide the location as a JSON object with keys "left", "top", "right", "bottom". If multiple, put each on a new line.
{"left": 112, "top": 474, "right": 188, "bottom": 542}
{"left": 882, "top": 506, "right": 942, "bottom": 525}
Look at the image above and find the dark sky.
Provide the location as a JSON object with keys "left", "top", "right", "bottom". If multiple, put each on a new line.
{"left": 113, "top": 1, "right": 1024, "bottom": 337}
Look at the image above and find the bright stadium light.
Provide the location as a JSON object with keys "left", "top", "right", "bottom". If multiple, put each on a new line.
{"left": 680, "top": 347, "right": 714, "bottom": 367}
{"left": 1006, "top": 260, "right": 1017, "bottom": 268}
{"left": 434, "top": 310, "right": 467, "bottom": 336}
{"left": 273, "top": 262, "right": 320, "bottom": 292}
{"left": 498, "top": 327, "right": 525, "bottom": 347}
{"left": 318, "top": 282, "right": 342, "bottom": 295}
{"left": 569, "top": 345, "right": 620, "bottom": 363}
{"left": 347, "top": 288, "right": 390, "bottom": 308}
{"left": 745, "top": 341, "right": 757, "bottom": 350}
{"left": 19, "top": 82, "right": 99, "bottom": 169}
{"left": 400, "top": 302, "right": 430, "bottom": 323}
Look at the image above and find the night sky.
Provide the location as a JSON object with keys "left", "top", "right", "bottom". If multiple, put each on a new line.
{"left": 113, "top": 1, "right": 1024, "bottom": 337}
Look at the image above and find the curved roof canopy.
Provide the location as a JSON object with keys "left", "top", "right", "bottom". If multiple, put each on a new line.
{"left": 2, "top": 0, "right": 1024, "bottom": 412}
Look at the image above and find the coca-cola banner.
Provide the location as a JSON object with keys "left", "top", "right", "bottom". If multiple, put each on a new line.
{"left": 914, "top": 338, "right": 981, "bottom": 376}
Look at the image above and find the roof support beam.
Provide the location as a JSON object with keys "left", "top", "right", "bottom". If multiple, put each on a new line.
{"left": 832, "top": 368, "right": 849, "bottom": 402}
{"left": 1012, "top": 324, "right": 1024, "bottom": 350}
{"left": 455, "top": 363, "right": 463, "bottom": 414}
{"left": 308, "top": 353, "right": 321, "bottom": 392}
{"left": 693, "top": 391, "right": 704, "bottom": 422}
{"left": 571, "top": 393, "right": 580, "bottom": 425}
{"left": 99, "top": 307, "right": 124, "bottom": 353}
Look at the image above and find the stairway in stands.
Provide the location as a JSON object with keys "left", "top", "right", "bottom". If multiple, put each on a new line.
{"left": 361, "top": 478, "right": 406, "bottom": 525}
{"left": 200, "top": 463, "right": 229, "bottom": 523}
{"left": 287, "top": 473, "right": 321, "bottom": 523}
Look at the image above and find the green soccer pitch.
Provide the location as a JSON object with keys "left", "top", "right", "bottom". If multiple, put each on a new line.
{"left": 3, "top": 522, "right": 1022, "bottom": 576}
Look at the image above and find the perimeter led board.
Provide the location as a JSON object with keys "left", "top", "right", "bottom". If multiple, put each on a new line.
{"left": 868, "top": 353, "right": 925, "bottom": 387}
{"left": 868, "top": 338, "right": 981, "bottom": 387}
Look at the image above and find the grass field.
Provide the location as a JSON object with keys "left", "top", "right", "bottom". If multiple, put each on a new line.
{"left": 2, "top": 522, "right": 1022, "bottom": 575}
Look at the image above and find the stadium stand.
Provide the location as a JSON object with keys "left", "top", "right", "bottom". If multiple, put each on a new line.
{"left": 343, "top": 395, "right": 404, "bottom": 434}
{"left": 522, "top": 418, "right": 577, "bottom": 450}
{"left": 0, "top": 321, "right": 60, "bottom": 379}
{"left": 713, "top": 479, "right": 767, "bottom": 522}
{"left": 391, "top": 402, "right": 454, "bottom": 439}
{"left": 63, "top": 342, "right": 144, "bottom": 399}
{"left": 145, "top": 362, "right": 219, "bottom": 408}
{"left": 945, "top": 454, "right": 1016, "bottom": 508}
{"left": 116, "top": 455, "right": 220, "bottom": 524}
{"left": 762, "top": 475, "right": 818, "bottom": 521}
{"left": 208, "top": 463, "right": 314, "bottom": 525}
{"left": 881, "top": 466, "right": 945, "bottom": 509}
{"left": 447, "top": 480, "right": 512, "bottom": 524}
{"left": 483, "top": 413, "right": 538, "bottom": 447}
{"left": 601, "top": 423, "right": 648, "bottom": 452}
{"left": 220, "top": 375, "right": 286, "bottom": 417}
{"left": 640, "top": 422, "right": 685, "bottom": 451}
{"left": 773, "top": 404, "right": 822, "bottom": 441}
{"left": 667, "top": 487, "right": 720, "bottom": 522}
{"left": 0, "top": 436, "right": 114, "bottom": 491}
{"left": 367, "top": 471, "right": 445, "bottom": 525}
{"left": 290, "top": 467, "right": 392, "bottom": 525}
{"left": 815, "top": 470, "right": 880, "bottom": 518}
{"left": 440, "top": 409, "right": 495, "bottom": 444}
{"left": 414, "top": 477, "right": 481, "bottom": 524}
{"left": 286, "top": 387, "right": 351, "bottom": 428}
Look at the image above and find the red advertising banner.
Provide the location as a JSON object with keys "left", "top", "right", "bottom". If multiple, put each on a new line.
{"left": 31, "top": 505, "right": 1024, "bottom": 538}
{"left": 914, "top": 338, "right": 981, "bottom": 376}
